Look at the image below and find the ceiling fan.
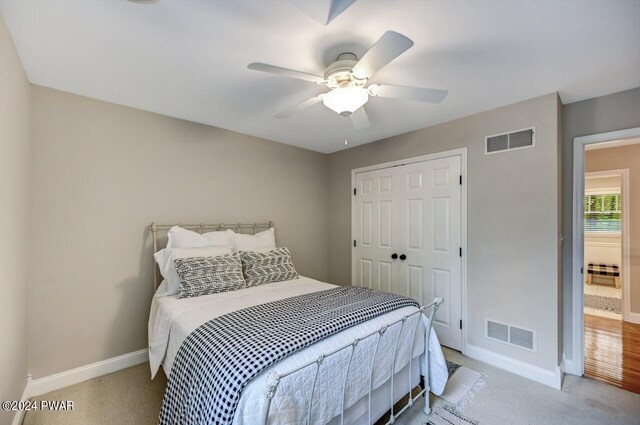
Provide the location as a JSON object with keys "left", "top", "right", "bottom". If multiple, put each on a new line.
{"left": 247, "top": 31, "right": 448, "bottom": 129}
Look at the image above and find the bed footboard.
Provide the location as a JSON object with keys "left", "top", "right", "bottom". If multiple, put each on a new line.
{"left": 261, "top": 297, "right": 444, "bottom": 425}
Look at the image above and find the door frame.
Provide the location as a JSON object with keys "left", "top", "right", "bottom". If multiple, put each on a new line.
{"left": 350, "top": 148, "right": 468, "bottom": 354}
{"left": 569, "top": 127, "right": 640, "bottom": 376}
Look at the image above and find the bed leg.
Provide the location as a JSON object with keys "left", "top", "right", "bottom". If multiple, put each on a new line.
{"left": 423, "top": 395, "right": 431, "bottom": 416}
{"left": 420, "top": 376, "right": 431, "bottom": 415}
{"left": 421, "top": 298, "right": 442, "bottom": 417}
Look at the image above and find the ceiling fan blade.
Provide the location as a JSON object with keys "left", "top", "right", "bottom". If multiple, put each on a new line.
{"left": 327, "top": 0, "right": 358, "bottom": 24}
{"left": 247, "top": 63, "right": 325, "bottom": 84}
{"left": 274, "top": 94, "right": 325, "bottom": 119}
{"left": 369, "top": 84, "right": 448, "bottom": 103}
{"left": 349, "top": 106, "right": 370, "bottom": 130}
{"left": 351, "top": 31, "right": 414, "bottom": 80}
{"left": 289, "top": 0, "right": 357, "bottom": 25}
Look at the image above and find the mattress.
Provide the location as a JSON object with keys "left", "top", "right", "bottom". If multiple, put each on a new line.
{"left": 148, "top": 276, "right": 448, "bottom": 424}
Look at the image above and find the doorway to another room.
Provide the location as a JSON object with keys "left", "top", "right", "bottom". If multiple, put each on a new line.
{"left": 573, "top": 131, "right": 640, "bottom": 394}
{"left": 583, "top": 170, "right": 624, "bottom": 322}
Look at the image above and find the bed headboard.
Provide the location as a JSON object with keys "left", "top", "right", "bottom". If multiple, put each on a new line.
{"left": 149, "top": 221, "right": 273, "bottom": 290}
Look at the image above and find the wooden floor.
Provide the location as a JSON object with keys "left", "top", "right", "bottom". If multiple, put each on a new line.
{"left": 584, "top": 314, "right": 640, "bottom": 393}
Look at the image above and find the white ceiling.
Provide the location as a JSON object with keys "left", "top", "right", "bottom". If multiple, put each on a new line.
{"left": 1, "top": 0, "right": 639, "bottom": 154}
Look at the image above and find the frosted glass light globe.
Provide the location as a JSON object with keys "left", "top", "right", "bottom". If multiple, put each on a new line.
{"left": 323, "top": 87, "right": 369, "bottom": 116}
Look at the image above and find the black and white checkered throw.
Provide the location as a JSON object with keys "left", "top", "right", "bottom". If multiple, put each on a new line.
{"left": 158, "top": 286, "right": 419, "bottom": 425}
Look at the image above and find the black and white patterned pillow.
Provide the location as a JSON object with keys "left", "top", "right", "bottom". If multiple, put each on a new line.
{"left": 240, "top": 247, "right": 299, "bottom": 287}
{"left": 174, "top": 253, "right": 246, "bottom": 299}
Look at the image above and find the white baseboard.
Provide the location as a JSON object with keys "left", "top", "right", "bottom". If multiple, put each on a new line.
{"left": 465, "top": 344, "right": 562, "bottom": 389}
{"left": 29, "top": 349, "right": 148, "bottom": 398}
{"left": 11, "top": 377, "right": 32, "bottom": 425}
{"left": 625, "top": 311, "right": 640, "bottom": 325}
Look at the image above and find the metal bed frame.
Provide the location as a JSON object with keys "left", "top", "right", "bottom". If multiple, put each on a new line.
{"left": 261, "top": 299, "right": 443, "bottom": 425}
{"left": 149, "top": 222, "right": 443, "bottom": 424}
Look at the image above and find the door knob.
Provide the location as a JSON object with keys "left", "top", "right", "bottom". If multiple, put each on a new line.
{"left": 391, "top": 253, "right": 398, "bottom": 260}
{"left": 399, "top": 254, "right": 407, "bottom": 261}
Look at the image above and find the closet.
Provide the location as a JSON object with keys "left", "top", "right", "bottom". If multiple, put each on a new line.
{"left": 353, "top": 153, "right": 463, "bottom": 350}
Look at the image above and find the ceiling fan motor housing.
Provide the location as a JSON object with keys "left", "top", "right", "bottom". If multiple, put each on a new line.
{"left": 324, "top": 52, "right": 367, "bottom": 89}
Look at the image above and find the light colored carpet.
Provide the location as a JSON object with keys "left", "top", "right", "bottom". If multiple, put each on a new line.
{"left": 23, "top": 364, "right": 166, "bottom": 425}
{"left": 22, "top": 347, "right": 640, "bottom": 425}
{"left": 441, "top": 348, "right": 640, "bottom": 425}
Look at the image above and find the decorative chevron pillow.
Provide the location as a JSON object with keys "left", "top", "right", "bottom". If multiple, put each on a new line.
{"left": 174, "top": 253, "right": 246, "bottom": 298}
{"left": 240, "top": 247, "right": 299, "bottom": 287}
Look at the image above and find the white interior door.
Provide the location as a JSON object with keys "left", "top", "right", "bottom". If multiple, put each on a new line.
{"left": 353, "top": 154, "right": 463, "bottom": 350}
{"left": 353, "top": 167, "right": 401, "bottom": 293}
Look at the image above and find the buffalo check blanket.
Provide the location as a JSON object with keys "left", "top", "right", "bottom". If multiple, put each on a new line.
{"left": 158, "top": 286, "right": 419, "bottom": 425}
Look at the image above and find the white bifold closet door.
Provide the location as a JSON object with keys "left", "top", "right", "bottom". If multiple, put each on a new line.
{"left": 353, "top": 155, "right": 462, "bottom": 350}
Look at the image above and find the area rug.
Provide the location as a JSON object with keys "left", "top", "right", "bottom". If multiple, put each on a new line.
{"left": 584, "top": 294, "right": 622, "bottom": 314}
{"left": 376, "top": 361, "right": 483, "bottom": 425}
{"left": 425, "top": 361, "right": 484, "bottom": 424}
{"left": 439, "top": 365, "right": 486, "bottom": 410}
{"left": 426, "top": 405, "right": 479, "bottom": 425}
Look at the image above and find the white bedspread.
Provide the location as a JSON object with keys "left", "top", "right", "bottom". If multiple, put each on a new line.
{"left": 148, "top": 277, "right": 448, "bottom": 424}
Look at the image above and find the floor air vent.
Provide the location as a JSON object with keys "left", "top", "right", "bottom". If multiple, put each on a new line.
{"left": 486, "top": 319, "right": 537, "bottom": 352}
{"left": 485, "top": 127, "right": 535, "bottom": 154}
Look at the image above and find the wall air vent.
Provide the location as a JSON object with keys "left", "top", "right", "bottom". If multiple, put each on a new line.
{"left": 487, "top": 320, "right": 509, "bottom": 343}
{"left": 485, "top": 127, "right": 535, "bottom": 154}
{"left": 486, "top": 319, "right": 537, "bottom": 352}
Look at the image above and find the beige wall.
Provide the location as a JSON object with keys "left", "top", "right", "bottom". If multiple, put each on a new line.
{"left": 327, "top": 93, "right": 562, "bottom": 372}
{"left": 562, "top": 87, "right": 640, "bottom": 360}
{"left": 0, "top": 13, "right": 31, "bottom": 425}
{"left": 29, "top": 86, "right": 330, "bottom": 378}
{"left": 586, "top": 144, "right": 640, "bottom": 312}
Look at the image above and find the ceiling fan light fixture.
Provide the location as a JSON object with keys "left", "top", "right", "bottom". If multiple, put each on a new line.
{"left": 249, "top": 31, "right": 447, "bottom": 124}
{"left": 323, "top": 87, "right": 369, "bottom": 116}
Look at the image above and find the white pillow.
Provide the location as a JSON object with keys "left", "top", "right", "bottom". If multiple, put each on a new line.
{"left": 203, "top": 229, "right": 235, "bottom": 246}
{"left": 166, "top": 226, "right": 233, "bottom": 249}
{"left": 155, "top": 279, "right": 170, "bottom": 296}
{"left": 154, "top": 245, "right": 233, "bottom": 295}
{"left": 232, "top": 227, "right": 276, "bottom": 252}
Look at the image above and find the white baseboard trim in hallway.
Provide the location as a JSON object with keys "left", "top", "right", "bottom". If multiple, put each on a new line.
{"left": 626, "top": 312, "right": 640, "bottom": 325}
{"left": 465, "top": 344, "right": 562, "bottom": 389}
{"left": 29, "top": 349, "right": 149, "bottom": 398}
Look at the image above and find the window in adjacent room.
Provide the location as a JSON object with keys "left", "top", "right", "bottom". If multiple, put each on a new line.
{"left": 584, "top": 192, "right": 621, "bottom": 233}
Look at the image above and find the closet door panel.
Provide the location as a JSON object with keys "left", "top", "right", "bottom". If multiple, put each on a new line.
{"left": 354, "top": 168, "right": 401, "bottom": 291}
{"left": 395, "top": 155, "right": 462, "bottom": 350}
{"left": 424, "top": 156, "right": 462, "bottom": 349}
